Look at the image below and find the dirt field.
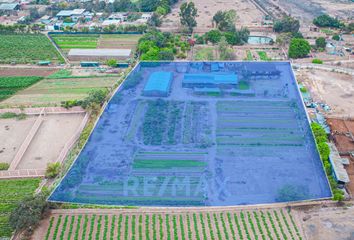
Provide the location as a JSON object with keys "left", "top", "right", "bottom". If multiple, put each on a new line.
{"left": 0, "top": 117, "right": 36, "bottom": 164}
{"left": 0, "top": 67, "right": 57, "bottom": 77}
{"left": 16, "top": 113, "right": 85, "bottom": 170}
{"left": 300, "top": 205, "right": 354, "bottom": 240}
{"left": 0, "top": 113, "right": 85, "bottom": 171}
{"left": 273, "top": 0, "right": 354, "bottom": 25}
{"left": 327, "top": 118, "right": 354, "bottom": 195}
{"left": 161, "top": 0, "right": 264, "bottom": 32}
{"left": 296, "top": 69, "right": 354, "bottom": 118}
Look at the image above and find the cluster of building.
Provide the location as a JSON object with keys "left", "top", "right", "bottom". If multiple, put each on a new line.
{"left": 40, "top": 9, "right": 152, "bottom": 31}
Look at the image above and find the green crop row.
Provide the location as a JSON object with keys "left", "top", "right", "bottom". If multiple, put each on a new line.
{"left": 0, "top": 34, "right": 64, "bottom": 64}
{"left": 43, "top": 210, "right": 303, "bottom": 240}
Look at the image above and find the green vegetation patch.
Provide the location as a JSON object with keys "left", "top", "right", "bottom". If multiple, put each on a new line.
{"left": 51, "top": 34, "right": 99, "bottom": 49}
{"left": 257, "top": 51, "right": 271, "bottom": 61}
{"left": 0, "top": 76, "right": 43, "bottom": 101}
{"left": 194, "top": 47, "right": 214, "bottom": 60}
{"left": 132, "top": 159, "right": 207, "bottom": 169}
{"left": 0, "top": 178, "right": 41, "bottom": 237}
{"left": 0, "top": 34, "right": 63, "bottom": 64}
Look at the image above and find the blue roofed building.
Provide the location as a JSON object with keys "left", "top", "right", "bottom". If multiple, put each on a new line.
{"left": 143, "top": 71, "right": 173, "bottom": 97}
{"left": 183, "top": 73, "right": 238, "bottom": 89}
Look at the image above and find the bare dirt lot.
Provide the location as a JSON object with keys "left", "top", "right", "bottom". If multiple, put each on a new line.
{"left": 327, "top": 118, "right": 354, "bottom": 195}
{"left": 0, "top": 113, "right": 85, "bottom": 171}
{"left": 273, "top": 0, "right": 354, "bottom": 25}
{"left": 161, "top": 0, "right": 264, "bottom": 32}
{"left": 296, "top": 69, "right": 354, "bottom": 118}
{"left": 0, "top": 117, "right": 36, "bottom": 164}
{"left": 300, "top": 205, "right": 354, "bottom": 240}
{"left": 0, "top": 67, "right": 57, "bottom": 77}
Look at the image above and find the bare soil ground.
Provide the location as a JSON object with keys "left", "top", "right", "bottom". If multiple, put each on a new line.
{"left": 273, "top": 0, "right": 354, "bottom": 25}
{"left": 161, "top": 0, "right": 264, "bottom": 32}
{"left": 0, "top": 113, "right": 84, "bottom": 170}
{"left": 16, "top": 113, "right": 85, "bottom": 170}
{"left": 0, "top": 117, "right": 36, "bottom": 164}
{"left": 296, "top": 69, "right": 354, "bottom": 118}
{"left": 327, "top": 118, "right": 354, "bottom": 195}
{"left": 300, "top": 205, "right": 354, "bottom": 240}
{"left": 0, "top": 67, "right": 57, "bottom": 77}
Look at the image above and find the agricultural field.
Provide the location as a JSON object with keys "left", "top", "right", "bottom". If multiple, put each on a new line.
{"left": 0, "top": 34, "right": 64, "bottom": 64}
{"left": 0, "top": 76, "right": 44, "bottom": 101}
{"left": 33, "top": 208, "right": 304, "bottom": 240}
{"left": 49, "top": 62, "right": 331, "bottom": 207}
{"left": 50, "top": 34, "right": 142, "bottom": 53}
{"left": 0, "top": 67, "right": 57, "bottom": 77}
{"left": 0, "top": 71, "right": 117, "bottom": 107}
{"left": 0, "top": 178, "right": 40, "bottom": 238}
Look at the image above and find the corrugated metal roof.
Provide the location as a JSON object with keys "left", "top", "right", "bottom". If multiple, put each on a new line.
{"left": 328, "top": 143, "right": 350, "bottom": 183}
{"left": 0, "top": 3, "right": 18, "bottom": 10}
{"left": 144, "top": 72, "right": 172, "bottom": 93}
{"left": 68, "top": 49, "right": 131, "bottom": 57}
{"left": 183, "top": 73, "right": 238, "bottom": 85}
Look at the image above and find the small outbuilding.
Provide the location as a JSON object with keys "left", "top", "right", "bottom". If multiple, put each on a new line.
{"left": 143, "top": 72, "right": 173, "bottom": 97}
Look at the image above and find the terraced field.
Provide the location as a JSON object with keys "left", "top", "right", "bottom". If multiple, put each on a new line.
{"left": 39, "top": 208, "right": 304, "bottom": 240}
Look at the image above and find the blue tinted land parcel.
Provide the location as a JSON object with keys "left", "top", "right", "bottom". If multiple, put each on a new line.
{"left": 49, "top": 61, "right": 332, "bottom": 206}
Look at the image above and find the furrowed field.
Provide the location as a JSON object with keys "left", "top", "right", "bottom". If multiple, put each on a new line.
{"left": 0, "top": 178, "right": 40, "bottom": 238}
{"left": 38, "top": 208, "right": 304, "bottom": 240}
{"left": 0, "top": 34, "right": 64, "bottom": 64}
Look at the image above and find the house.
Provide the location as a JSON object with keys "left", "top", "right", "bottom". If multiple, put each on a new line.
{"left": 108, "top": 12, "right": 128, "bottom": 22}
{"left": 0, "top": 3, "right": 20, "bottom": 13}
{"left": 56, "top": 8, "right": 85, "bottom": 22}
{"left": 141, "top": 13, "right": 152, "bottom": 21}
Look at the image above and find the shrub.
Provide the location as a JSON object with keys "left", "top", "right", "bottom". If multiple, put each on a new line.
{"left": 206, "top": 29, "right": 222, "bottom": 44}
{"left": 332, "top": 34, "right": 340, "bottom": 41}
{"left": 313, "top": 14, "right": 342, "bottom": 28}
{"left": 9, "top": 192, "right": 49, "bottom": 233}
{"left": 315, "top": 37, "right": 326, "bottom": 49}
{"left": 312, "top": 59, "right": 323, "bottom": 64}
{"left": 106, "top": 59, "right": 117, "bottom": 67}
{"left": 45, "top": 162, "right": 61, "bottom": 178}
{"left": 0, "top": 162, "right": 9, "bottom": 170}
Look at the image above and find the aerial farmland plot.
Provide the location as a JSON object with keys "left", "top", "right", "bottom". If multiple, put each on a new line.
{"left": 49, "top": 61, "right": 331, "bottom": 206}
{"left": 0, "top": 34, "right": 63, "bottom": 64}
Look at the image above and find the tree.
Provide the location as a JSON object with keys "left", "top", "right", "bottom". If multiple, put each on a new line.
{"left": 218, "top": 36, "right": 233, "bottom": 60}
{"left": 45, "top": 162, "right": 61, "bottom": 178}
{"left": 273, "top": 16, "right": 300, "bottom": 33}
{"left": 313, "top": 14, "right": 342, "bottom": 28}
{"left": 288, "top": 38, "right": 311, "bottom": 59}
{"left": 140, "top": 47, "right": 160, "bottom": 60}
{"left": 9, "top": 193, "right": 49, "bottom": 233}
{"left": 139, "top": 0, "right": 160, "bottom": 12}
{"left": 213, "top": 10, "right": 236, "bottom": 32}
{"left": 113, "top": 0, "right": 136, "bottom": 12}
{"left": 206, "top": 29, "right": 222, "bottom": 44}
{"left": 315, "top": 37, "right": 326, "bottom": 49}
{"left": 179, "top": 1, "right": 198, "bottom": 33}
{"left": 81, "top": 89, "right": 108, "bottom": 109}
